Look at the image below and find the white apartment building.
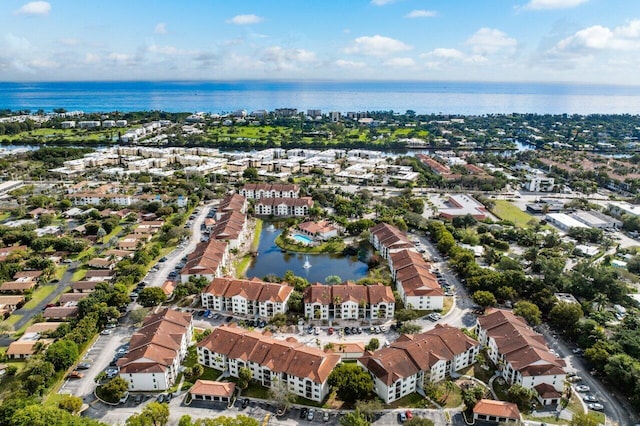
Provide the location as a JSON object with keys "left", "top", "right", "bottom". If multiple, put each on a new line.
{"left": 197, "top": 325, "right": 341, "bottom": 402}
{"left": 201, "top": 277, "right": 293, "bottom": 318}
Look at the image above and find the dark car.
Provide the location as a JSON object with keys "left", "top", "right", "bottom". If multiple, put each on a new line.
{"left": 300, "top": 408, "right": 308, "bottom": 419}
{"left": 242, "top": 398, "right": 250, "bottom": 408}
{"left": 197, "top": 310, "right": 204, "bottom": 317}
{"left": 157, "top": 394, "right": 166, "bottom": 403}
{"left": 134, "top": 394, "right": 143, "bottom": 404}
{"left": 225, "top": 316, "right": 233, "bottom": 323}
{"left": 77, "top": 362, "right": 92, "bottom": 370}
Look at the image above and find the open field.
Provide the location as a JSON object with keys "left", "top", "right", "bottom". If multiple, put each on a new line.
{"left": 491, "top": 200, "right": 538, "bottom": 228}
{"left": 22, "top": 284, "right": 57, "bottom": 310}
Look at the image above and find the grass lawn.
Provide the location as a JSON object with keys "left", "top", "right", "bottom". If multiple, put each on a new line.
{"left": 492, "top": 378, "right": 509, "bottom": 401}
{"left": 74, "top": 246, "right": 95, "bottom": 262}
{"left": 0, "top": 212, "right": 11, "bottom": 222}
{"left": 431, "top": 382, "right": 463, "bottom": 408}
{"left": 566, "top": 391, "right": 585, "bottom": 415}
{"left": 460, "top": 363, "right": 494, "bottom": 384}
{"left": 441, "top": 297, "right": 454, "bottom": 315}
{"left": 22, "top": 284, "right": 57, "bottom": 310}
{"left": 2, "top": 314, "right": 22, "bottom": 327}
{"left": 522, "top": 414, "right": 569, "bottom": 425}
{"left": 234, "top": 255, "right": 253, "bottom": 279}
{"left": 54, "top": 265, "right": 68, "bottom": 281}
{"left": 71, "top": 267, "right": 87, "bottom": 282}
{"left": 252, "top": 219, "right": 263, "bottom": 251}
{"left": 387, "top": 392, "right": 429, "bottom": 409}
{"left": 239, "top": 382, "right": 271, "bottom": 399}
{"left": 102, "top": 225, "right": 123, "bottom": 243}
{"left": 491, "top": 200, "right": 538, "bottom": 228}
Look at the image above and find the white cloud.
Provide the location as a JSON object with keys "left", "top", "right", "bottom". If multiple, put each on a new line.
{"left": 383, "top": 57, "right": 416, "bottom": 67}
{"left": 370, "top": 0, "right": 397, "bottom": 5}
{"left": 334, "top": 59, "right": 367, "bottom": 69}
{"left": 84, "top": 53, "right": 101, "bottom": 64}
{"left": 261, "top": 46, "right": 316, "bottom": 70}
{"left": 420, "top": 48, "right": 487, "bottom": 68}
{"left": 108, "top": 53, "right": 133, "bottom": 63}
{"left": 59, "top": 38, "right": 80, "bottom": 46}
{"left": 523, "top": 0, "right": 589, "bottom": 10}
{"left": 29, "top": 58, "right": 58, "bottom": 69}
{"left": 15, "top": 1, "right": 51, "bottom": 16}
{"left": 148, "top": 45, "right": 188, "bottom": 56}
{"left": 343, "top": 35, "right": 411, "bottom": 56}
{"left": 466, "top": 28, "right": 517, "bottom": 55}
{"left": 154, "top": 23, "right": 168, "bottom": 35}
{"left": 227, "top": 14, "right": 263, "bottom": 25}
{"left": 405, "top": 10, "right": 437, "bottom": 19}
{"left": 553, "top": 20, "right": 640, "bottom": 53}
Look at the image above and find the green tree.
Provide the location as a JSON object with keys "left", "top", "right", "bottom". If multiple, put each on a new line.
{"left": 45, "top": 339, "right": 79, "bottom": 370}
{"left": 126, "top": 402, "right": 169, "bottom": 426}
{"left": 243, "top": 168, "right": 258, "bottom": 180}
{"left": 99, "top": 377, "right": 129, "bottom": 403}
{"left": 549, "top": 302, "right": 583, "bottom": 338}
{"left": 328, "top": 363, "right": 373, "bottom": 403}
{"left": 269, "top": 312, "right": 287, "bottom": 328}
{"left": 137, "top": 287, "right": 167, "bottom": 307}
{"left": 11, "top": 405, "right": 106, "bottom": 426}
{"left": 513, "top": 301, "right": 542, "bottom": 326}
{"left": 325, "top": 275, "right": 342, "bottom": 285}
{"left": 353, "top": 400, "right": 383, "bottom": 422}
{"left": 506, "top": 384, "right": 536, "bottom": 411}
{"left": 238, "top": 366, "right": 253, "bottom": 389}
{"left": 191, "top": 416, "right": 259, "bottom": 426}
{"left": 473, "top": 291, "right": 497, "bottom": 309}
{"left": 461, "top": 385, "right": 485, "bottom": 410}
{"left": 398, "top": 323, "right": 422, "bottom": 334}
{"left": 365, "top": 338, "right": 380, "bottom": 352}
{"left": 569, "top": 412, "right": 603, "bottom": 426}
{"left": 57, "top": 395, "right": 82, "bottom": 414}
{"left": 340, "top": 410, "right": 370, "bottom": 426}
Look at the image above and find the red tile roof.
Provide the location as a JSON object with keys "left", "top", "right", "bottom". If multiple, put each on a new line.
{"left": 473, "top": 399, "right": 520, "bottom": 420}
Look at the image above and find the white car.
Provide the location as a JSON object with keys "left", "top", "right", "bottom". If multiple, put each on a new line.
{"left": 100, "top": 329, "right": 113, "bottom": 335}
{"left": 575, "top": 385, "right": 590, "bottom": 392}
{"left": 587, "top": 403, "right": 604, "bottom": 411}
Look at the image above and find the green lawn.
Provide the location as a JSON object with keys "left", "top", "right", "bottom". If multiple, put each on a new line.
{"left": 3, "top": 127, "right": 134, "bottom": 142}
{"left": 22, "top": 284, "right": 57, "bottom": 310}
{"left": 387, "top": 392, "right": 429, "bottom": 409}
{"left": 102, "top": 225, "right": 123, "bottom": 243}
{"left": 71, "top": 267, "right": 87, "bottom": 282}
{"left": 490, "top": 200, "right": 538, "bottom": 228}
{"left": 239, "top": 382, "right": 271, "bottom": 399}
{"left": 54, "top": 265, "right": 68, "bottom": 281}
{"left": 0, "top": 212, "right": 11, "bottom": 222}
{"left": 252, "top": 219, "right": 263, "bottom": 251}
{"left": 234, "top": 256, "right": 254, "bottom": 279}
{"left": 2, "top": 314, "right": 22, "bottom": 327}
{"left": 275, "top": 234, "right": 345, "bottom": 254}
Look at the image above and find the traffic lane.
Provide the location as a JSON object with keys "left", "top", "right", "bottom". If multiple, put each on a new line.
{"left": 539, "top": 325, "right": 634, "bottom": 426}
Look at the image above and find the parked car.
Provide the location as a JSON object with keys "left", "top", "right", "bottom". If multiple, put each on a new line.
{"left": 405, "top": 410, "right": 413, "bottom": 421}
{"left": 587, "top": 403, "right": 604, "bottom": 411}
{"left": 242, "top": 398, "right": 250, "bottom": 409}
{"left": 314, "top": 326, "right": 320, "bottom": 335}
{"left": 159, "top": 257, "right": 167, "bottom": 262}
{"left": 328, "top": 327, "right": 334, "bottom": 335}
{"left": 134, "top": 394, "right": 143, "bottom": 404}
{"left": 101, "top": 329, "right": 113, "bottom": 335}
{"left": 399, "top": 412, "right": 407, "bottom": 423}
{"left": 77, "top": 362, "right": 92, "bottom": 370}
{"left": 374, "top": 326, "right": 381, "bottom": 333}
{"left": 157, "top": 394, "right": 166, "bottom": 403}
{"left": 67, "top": 371, "right": 84, "bottom": 379}
{"left": 307, "top": 408, "right": 315, "bottom": 421}
{"left": 576, "top": 385, "right": 591, "bottom": 392}
{"left": 583, "top": 395, "right": 598, "bottom": 403}
{"left": 225, "top": 316, "right": 233, "bottom": 323}
{"left": 300, "top": 408, "right": 308, "bottom": 419}
{"left": 323, "top": 411, "right": 330, "bottom": 422}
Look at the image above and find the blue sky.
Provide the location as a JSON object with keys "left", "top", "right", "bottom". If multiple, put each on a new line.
{"left": 1, "top": 0, "right": 640, "bottom": 84}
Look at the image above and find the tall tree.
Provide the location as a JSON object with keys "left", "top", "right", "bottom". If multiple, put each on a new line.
{"left": 328, "top": 363, "right": 373, "bottom": 403}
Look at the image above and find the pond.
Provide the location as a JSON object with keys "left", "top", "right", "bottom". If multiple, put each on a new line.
{"left": 244, "top": 225, "right": 369, "bottom": 284}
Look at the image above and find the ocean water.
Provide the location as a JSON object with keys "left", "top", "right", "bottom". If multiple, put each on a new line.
{"left": 2, "top": 80, "right": 640, "bottom": 115}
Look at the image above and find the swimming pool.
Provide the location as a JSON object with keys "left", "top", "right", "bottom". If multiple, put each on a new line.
{"left": 293, "top": 234, "right": 314, "bottom": 244}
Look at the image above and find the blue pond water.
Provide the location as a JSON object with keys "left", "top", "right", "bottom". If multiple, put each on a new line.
{"left": 245, "top": 226, "right": 368, "bottom": 284}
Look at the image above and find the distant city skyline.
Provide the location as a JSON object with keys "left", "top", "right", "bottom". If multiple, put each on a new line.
{"left": 1, "top": 0, "right": 640, "bottom": 84}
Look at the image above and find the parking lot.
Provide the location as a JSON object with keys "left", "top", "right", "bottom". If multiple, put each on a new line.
{"left": 59, "top": 325, "right": 134, "bottom": 398}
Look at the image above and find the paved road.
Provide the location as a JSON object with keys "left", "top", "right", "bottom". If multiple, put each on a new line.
{"left": 539, "top": 325, "right": 639, "bottom": 426}
{"left": 147, "top": 201, "right": 217, "bottom": 289}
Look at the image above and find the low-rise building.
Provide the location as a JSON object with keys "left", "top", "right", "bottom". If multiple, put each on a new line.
{"left": 201, "top": 277, "right": 293, "bottom": 318}
{"left": 180, "top": 240, "right": 229, "bottom": 283}
{"left": 439, "top": 194, "right": 488, "bottom": 220}
{"left": 189, "top": 380, "right": 236, "bottom": 404}
{"left": 118, "top": 308, "right": 193, "bottom": 392}
{"left": 296, "top": 220, "right": 338, "bottom": 241}
{"left": 197, "top": 325, "right": 340, "bottom": 402}
{"left": 239, "top": 183, "right": 300, "bottom": 199}
{"left": 369, "top": 223, "right": 414, "bottom": 260}
{"left": 255, "top": 197, "right": 313, "bottom": 217}
{"left": 477, "top": 309, "right": 566, "bottom": 403}
{"left": 359, "top": 325, "right": 479, "bottom": 403}
{"left": 303, "top": 283, "right": 394, "bottom": 321}
{"left": 473, "top": 399, "right": 520, "bottom": 424}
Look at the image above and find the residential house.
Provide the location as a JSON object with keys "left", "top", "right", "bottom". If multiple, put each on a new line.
{"left": 197, "top": 325, "right": 341, "bottom": 402}
{"left": 43, "top": 306, "right": 79, "bottom": 320}
{"left": 369, "top": 223, "right": 414, "bottom": 260}
{"left": 297, "top": 220, "right": 338, "bottom": 241}
{"left": 6, "top": 322, "right": 62, "bottom": 359}
{"left": 87, "top": 257, "right": 116, "bottom": 270}
{"left": 118, "top": 308, "right": 193, "bottom": 391}
{"left": 84, "top": 269, "right": 117, "bottom": 282}
{"left": 201, "top": 277, "right": 293, "bottom": 318}
{"left": 0, "top": 295, "right": 25, "bottom": 317}
{"left": 215, "top": 194, "right": 247, "bottom": 221}
{"left": 303, "top": 283, "right": 394, "bottom": 321}
{"left": 359, "top": 325, "right": 480, "bottom": 404}
{"left": 476, "top": 309, "right": 566, "bottom": 404}
{"left": 0, "top": 245, "right": 28, "bottom": 262}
